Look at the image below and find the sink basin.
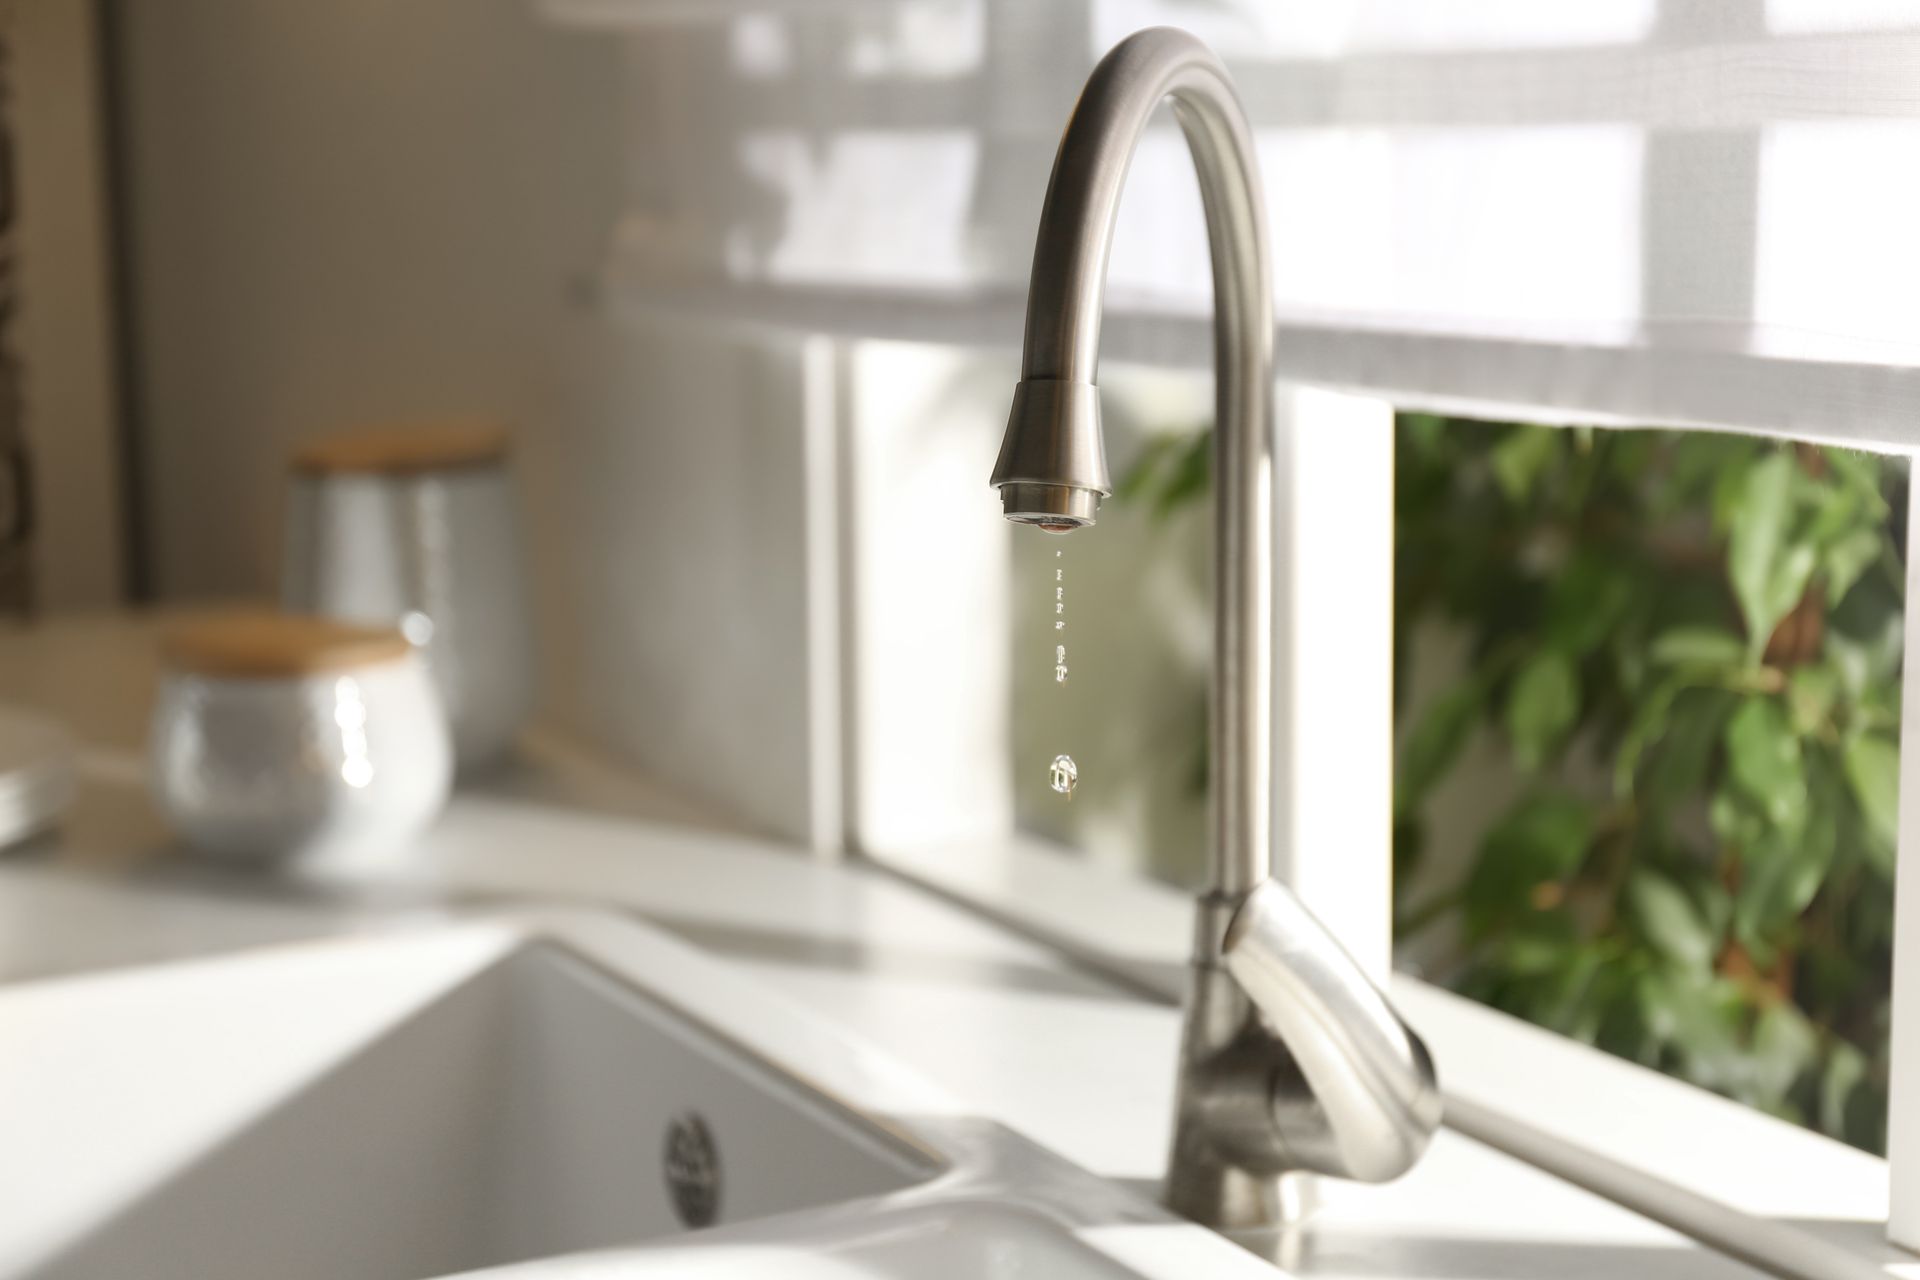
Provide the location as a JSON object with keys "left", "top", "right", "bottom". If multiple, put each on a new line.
{"left": 0, "top": 912, "right": 1270, "bottom": 1280}
{"left": 33, "top": 940, "right": 935, "bottom": 1278}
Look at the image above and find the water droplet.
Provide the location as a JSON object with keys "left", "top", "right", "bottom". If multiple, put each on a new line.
{"left": 1049, "top": 753, "right": 1078, "bottom": 798}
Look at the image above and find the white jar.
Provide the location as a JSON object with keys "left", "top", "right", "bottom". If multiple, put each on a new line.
{"left": 282, "top": 422, "right": 534, "bottom": 773}
{"left": 151, "top": 612, "right": 453, "bottom": 863}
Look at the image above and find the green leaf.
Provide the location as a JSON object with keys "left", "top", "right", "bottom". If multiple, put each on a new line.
{"left": 1399, "top": 683, "right": 1482, "bottom": 812}
{"left": 1499, "top": 932, "right": 1574, "bottom": 978}
{"left": 1115, "top": 430, "right": 1212, "bottom": 520}
{"left": 1822, "top": 529, "right": 1882, "bottom": 606}
{"left": 1735, "top": 813, "right": 1835, "bottom": 943}
{"left": 1506, "top": 651, "right": 1579, "bottom": 770}
{"left": 1659, "top": 974, "right": 1749, "bottom": 1093}
{"left": 1545, "top": 553, "right": 1635, "bottom": 657}
{"left": 1751, "top": 1003, "right": 1820, "bottom": 1106}
{"left": 1114, "top": 433, "right": 1183, "bottom": 503}
{"left": 1730, "top": 453, "right": 1793, "bottom": 568}
{"left": 1615, "top": 674, "right": 1684, "bottom": 796}
{"left": 1628, "top": 871, "right": 1716, "bottom": 974}
{"left": 1825, "top": 629, "right": 1871, "bottom": 702}
{"left": 1786, "top": 665, "right": 1839, "bottom": 737}
{"left": 1728, "top": 453, "right": 1811, "bottom": 656}
{"left": 1649, "top": 627, "right": 1746, "bottom": 670}
{"left": 1724, "top": 699, "right": 1807, "bottom": 832}
{"left": 1400, "top": 413, "right": 1448, "bottom": 456}
{"left": 1709, "top": 786, "right": 1759, "bottom": 847}
{"left": 1827, "top": 607, "right": 1905, "bottom": 701}
{"left": 1633, "top": 969, "right": 1681, "bottom": 1046}
{"left": 1658, "top": 434, "right": 1753, "bottom": 516}
{"left": 1540, "top": 944, "right": 1608, "bottom": 1039}
{"left": 1490, "top": 427, "right": 1559, "bottom": 503}
{"left": 1695, "top": 878, "right": 1734, "bottom": 942}
{"left": 1820, "top": 1042, "right": 1867, "bottom": 1140}
{"left": 1843, "top": 734, "right": 1900, "bottom": 856}
{"left": 1803, "top": 478, "right": 1864, "bottom": 547}
{"left": 1772, "top": 542, "right": 1818, "bottom": 620}
{"left": 1640, "top": 689, "right": 1735, "bottom": 821}
{"left": 1712, "top": 455, "right": 1753, "bottom": 536}
{"left": 1463, "top": 792, "right": 1593, "bottom": 937}
{"left": 1153, "top": 432, "right": 1212, "bottom": 520}
{"left": 1823, "top": 448, "right": 1887, "bottom": 512}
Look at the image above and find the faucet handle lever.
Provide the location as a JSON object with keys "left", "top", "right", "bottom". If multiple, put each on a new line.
{"left": 1222, "top": 881, "right": 1443, "bottom": 1183}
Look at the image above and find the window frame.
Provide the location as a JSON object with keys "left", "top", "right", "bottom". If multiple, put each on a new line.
{"left": 833, "top": 353, "right": 1920, "bottom": 1274}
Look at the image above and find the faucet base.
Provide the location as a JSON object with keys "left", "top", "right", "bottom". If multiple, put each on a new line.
{"left": 1162, "top": 920, "right": 1319, "bottom": 1231}
{"left": 1164, "top": 1151, "right": 1317, "bottom": 1232}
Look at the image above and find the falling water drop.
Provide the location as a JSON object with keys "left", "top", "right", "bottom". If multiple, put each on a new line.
{"left": 1049, "top": 753, "right": 1079, "bottom": 799}
{"left": 1046, "top": 548, "right": 1076, "bottom": 796}
{"left": 1053, "top": 548, "right": 1066, "bottom": 632}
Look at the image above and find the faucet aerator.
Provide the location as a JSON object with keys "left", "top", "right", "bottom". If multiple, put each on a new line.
{"left": 997, "top": 481, "right": 1101, "bottom": 530}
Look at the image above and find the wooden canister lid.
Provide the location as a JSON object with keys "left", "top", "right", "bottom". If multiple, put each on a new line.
{"left": 291, "top": 421, "right": 509, "bottom": 476}
{"left": 159, "top": 610, "right": 412, "bottom": 678}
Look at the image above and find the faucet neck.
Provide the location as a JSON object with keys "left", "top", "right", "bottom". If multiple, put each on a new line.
{"left": 1016, "top": 28, "right": 1274, "bottom": 895}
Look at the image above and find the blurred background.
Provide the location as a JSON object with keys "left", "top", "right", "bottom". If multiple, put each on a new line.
{"left": 2, "top": 0, "right": 1908, "bottom": 1159}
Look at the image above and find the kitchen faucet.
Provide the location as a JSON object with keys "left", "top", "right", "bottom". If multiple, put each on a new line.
{"left": 990, "top": 28, "right": 1443, "bottom": 1229}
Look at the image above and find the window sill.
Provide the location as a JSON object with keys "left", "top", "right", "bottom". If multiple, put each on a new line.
{"left": 608, "top": 274, "right": 1920, "bottom": 449}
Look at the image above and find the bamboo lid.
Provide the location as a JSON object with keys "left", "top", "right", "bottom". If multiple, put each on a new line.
{"left": 291, "top": 421, "right": 509, "bottom": 476}
{"left": 159, "top": 610, "right": 412, "bottom": 678}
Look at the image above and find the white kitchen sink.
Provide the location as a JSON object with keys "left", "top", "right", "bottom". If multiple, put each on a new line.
{"left": 0, "top": 913, "right": 1268, "bottom": 1280}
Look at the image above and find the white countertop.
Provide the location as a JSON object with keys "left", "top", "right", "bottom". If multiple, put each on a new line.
{"left": 0, "top": 794, "right": 1768, "bottom": 1279}
{"left": 0, "top": 613, "right": 1770, "bottom": 1277}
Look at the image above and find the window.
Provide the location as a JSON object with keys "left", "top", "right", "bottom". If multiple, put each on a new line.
{"left": 1393, "top": 417, "right": 1905, "bottom": 1156}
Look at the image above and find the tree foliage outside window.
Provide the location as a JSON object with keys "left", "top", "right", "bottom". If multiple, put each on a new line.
{"left": 1123, "top": 417, "right": 1907, "bottom": 1152}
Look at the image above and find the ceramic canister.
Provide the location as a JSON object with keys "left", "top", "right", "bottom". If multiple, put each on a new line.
{"left": 150, "top": 611, "right": 453, "bottom": 862}
{"left": 282, "top": 422, "right": 534, "bottom": 772}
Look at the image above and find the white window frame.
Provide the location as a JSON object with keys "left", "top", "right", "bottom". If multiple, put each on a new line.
{"left": 808, "top": 320, "right": 1920, "bottom": 1276}
{"left": 1887, "top": 482, "right": 1920, "bottom": 1252}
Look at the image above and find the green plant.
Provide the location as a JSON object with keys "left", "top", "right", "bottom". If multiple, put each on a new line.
{"left": 1124, "top": 417, "right": 1907, "bottom": 1152}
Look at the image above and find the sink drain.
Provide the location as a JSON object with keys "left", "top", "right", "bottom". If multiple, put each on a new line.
{"left": 662, "top": 1111, "right": 721, "bottom": 1229}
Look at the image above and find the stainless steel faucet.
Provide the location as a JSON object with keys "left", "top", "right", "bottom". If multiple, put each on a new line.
{"left": 990, "top": 27, "right": 1443, "bottom": 1230}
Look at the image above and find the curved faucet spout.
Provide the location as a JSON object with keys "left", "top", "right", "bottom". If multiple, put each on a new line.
{"left": 991, "top": 24, "right": 1272, "bottom": 898}
{"left": 990, "top": 27, "right": 1439, "bottom": 1228}
{"left": 1225, "top": 882, "right": 1443, "bottom": 1183}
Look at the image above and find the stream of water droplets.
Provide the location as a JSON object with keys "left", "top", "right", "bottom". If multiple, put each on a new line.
{"left": 1050, "top": 547, "right": 1077, "bottom": 799}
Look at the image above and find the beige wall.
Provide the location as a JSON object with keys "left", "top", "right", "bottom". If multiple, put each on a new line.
{"left": 114, "top": 0, "right": 623, "bottom": 599}
{"left": 111, "top": 2, "right": 836, "bottom": 845}
{"left": 16, "top": 0, "right": 125, "bottom": 610}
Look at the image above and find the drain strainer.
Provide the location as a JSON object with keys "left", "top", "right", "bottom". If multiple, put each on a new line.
{"left": 662, "top": 1111, "right": 721, "bottom": 1228}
